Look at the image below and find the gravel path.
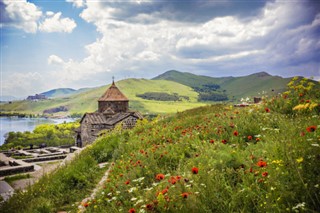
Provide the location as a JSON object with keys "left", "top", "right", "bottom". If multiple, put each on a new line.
{"left": 78, "top": 162, "right": 113, "bottom": 212}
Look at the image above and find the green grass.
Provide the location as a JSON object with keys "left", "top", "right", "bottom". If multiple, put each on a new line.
{"left": 154, "top": 70, "right": 292, "bottom": 99}
{"left": 0, "top": 79, "right": 203, "bottom": 116}
{"left": 1, "top": 77, "right": 319, "bottom": 212}
{"left": 4, "top": 174, "right": 31, "bottom": 184}
{"left": 1, "top": 100, "right": 319, "bottom": 212}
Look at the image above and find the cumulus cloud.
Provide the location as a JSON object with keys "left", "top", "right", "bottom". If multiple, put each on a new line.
{"left": 48, "top": 55, "right": 64, "bottom": 65}
{"left": 66, "top": 0, "right": 85, "bottom": 8}
{"left": 39, "top": 12, "right": 76, "bottom": 33}
{"left": 50, "top": 0, "right": 320, "bottom": 86}
{"left": 0, "top": 0, "right": 42, "bottom": 33}
{"left": 0, "top": 0, "right": 77, "bottom": 33}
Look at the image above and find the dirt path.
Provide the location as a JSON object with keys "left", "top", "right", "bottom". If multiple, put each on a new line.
{"left": 78, "top": 162, "right": 113, "bottom": 212}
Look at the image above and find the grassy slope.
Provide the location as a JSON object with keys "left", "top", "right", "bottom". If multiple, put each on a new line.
{"left": 154, "top": 70, "right": 291, "bottom": 99}
{"left": 153, "top": 70, "right": 232, "bottom": 87}
{"left": 0, "top": 79, "right": 205, "bottom": 115}
{"left": 2, "top": 103, "right": 319, "bottom": 212}
{"left": 220, "top": 73, "right": 291, "bottom": 98}
{"left": 41, "top": 88, "right": 76, "bottom": 98}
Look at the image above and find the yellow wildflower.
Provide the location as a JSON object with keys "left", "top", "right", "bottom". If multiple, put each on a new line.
{"left": 296, "top": 157, "right": 303, "bottom": 163}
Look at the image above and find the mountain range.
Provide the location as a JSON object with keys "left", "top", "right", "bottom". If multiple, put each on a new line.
{"left": 0, "top": 70, "right": 314, "bottom": 115}
{"left": 40, "top": 88, "right": 92, "bottom": 98}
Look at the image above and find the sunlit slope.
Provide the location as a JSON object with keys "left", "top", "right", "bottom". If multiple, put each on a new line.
{"left": 0, "top": 79, "right": 204, "bottom": 115}
{"left": 154, "top": 70, "right": 292, "bottom": 98}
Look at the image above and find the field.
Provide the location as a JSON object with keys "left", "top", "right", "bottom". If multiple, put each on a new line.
{"left": 1, "top": 71, "right": 304, "bottom": 116}
{"left": 0, "top": 79, "right": 205, "bottom": 116}
{"left": 1, "top": 77, "right": 319, "bottom": 213}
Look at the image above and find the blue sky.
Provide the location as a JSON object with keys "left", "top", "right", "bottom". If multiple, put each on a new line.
{"left": 1, "top": 0, "right": 320, "bottom": 98}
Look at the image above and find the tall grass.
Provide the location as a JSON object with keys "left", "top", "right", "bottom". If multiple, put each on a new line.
{"left": 1, "top": 77, "right": 319, "bottom": 212}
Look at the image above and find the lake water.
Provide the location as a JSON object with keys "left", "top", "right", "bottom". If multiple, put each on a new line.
{"left": 0, "top": 117, "right": 75, "bottom": 146}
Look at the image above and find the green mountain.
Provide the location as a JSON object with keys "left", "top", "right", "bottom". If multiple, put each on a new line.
{"left": 2, "top": 70, "right": 316, "bottom": 116}
{"left": 0, "top": 79, "right": 205, "bottom": 116}
{"left": 41, "top": 88, "right": 92, "bottom": 98}
{"left": 153, "top": 70, "right": 292, "bottom": 99}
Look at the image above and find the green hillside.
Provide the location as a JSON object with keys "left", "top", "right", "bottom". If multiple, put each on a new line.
{"left": 41, "top": 88, "right": 76, "bottom": 98}
{"left": 153, "top": 70, "right": 234, "bottom": 86}
{"left": 0, "top": 79, "right": 205, "bottom": 115}
{"left": 154, "top": 70, "right": 292, "bottom": 99}
{"left": 2, "top": 71, "right": 318, "bottom": 116}
{"left": 220, "top": 72, "right": 292, "bottom": 98}
{"left": 2, "top": 81, "right": 319, "bottom": 212}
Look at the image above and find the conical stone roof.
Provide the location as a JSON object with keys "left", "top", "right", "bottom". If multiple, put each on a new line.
{"left": 98, "top": 81, "right": 128, "bottom": 102}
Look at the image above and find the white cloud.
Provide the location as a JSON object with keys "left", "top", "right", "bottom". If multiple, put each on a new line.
{"left": 48, "top": 55, "right": 64, "bottom": 65}
{"left": 46, "top": 11, "right": 55, "bottom": 16}
{"left": 66, "top": 0, "right": 85, "bottom": 8}
{"left": 46, "top": 0, "right": 320, "bottom": 86}
{"left": 39, "top": 12, "right": 76, "bottom": 33}
{"left": 2, "top": 0, "right": 42, "bottom": 33}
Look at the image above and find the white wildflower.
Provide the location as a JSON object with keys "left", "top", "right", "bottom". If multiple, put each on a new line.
{"left": 152, "top": 182, "right": 159, "bottom": 187}
{"left": 292, "top": 202, "right": 305, "bottom": 210}
{"left": 134, "top": 199, "right": 143, "bottom": 205}
{"left": 132, "top": 177, "right": 145, "bottom": 182}
{"left": 128, "top": 187, "right": 137, "bottom": 193}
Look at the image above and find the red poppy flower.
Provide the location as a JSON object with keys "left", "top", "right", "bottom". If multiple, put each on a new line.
{"left": 168, "top": 176, "right": 177, "bottom": 185}
{"left": 161, "top": 188, "right": 168, "bottom": 195}
{"left": 233, "top": 131, "right": 239, "bottom": 136}
{"left": 128, "top": 208, "right": 136, "bottom": 213}
{"left": 209, "top": 139, "right": 215, "bottom": 144}
{"left": 256, "top": 160, "right": 267, "bottom": 167}
{"left": 125, "top": 180, "right": 130, "bottom": 185}
{"left": 221, "top": 139, "right": 227, "bottom": 144}
{"left": 146, "top": 204, "right": 154, "bottom": 210}
{"left": 156, "top": 173, "right": 165, "bottom": 181}
{"left": 191, "top": 167, "right": 199, "bottom": 174}
{"left": 265, "top": 108, "right": 270, "bottom": 113}
{"left": 248, "top": 135, "right": 253, "bottom": 140}
{"left": 262, "top": 172, "right": 268, "bottom": 177}
{"left": 83, "top": 202, "right": 89, "bottom": 208}
{"left": 306, "top": 126, "right": 317, "bottom": 132}
{"left": 181, "top": 192, "right": 189, "bottom": 198}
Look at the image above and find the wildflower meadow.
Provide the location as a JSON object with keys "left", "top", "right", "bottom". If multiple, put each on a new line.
{"left": 1, "top": 77, "right": 319, "bottom": 212}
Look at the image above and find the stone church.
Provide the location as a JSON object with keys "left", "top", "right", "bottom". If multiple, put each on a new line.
{"left": 75, "top": 80, "right": 143, "bottom": 147}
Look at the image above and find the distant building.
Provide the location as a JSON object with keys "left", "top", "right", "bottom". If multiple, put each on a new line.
{"left": 75, "top": 80, "right": 143, "bottom": 147}
{"left": 26, "top": 94, "right": 47, "bottom": 101}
